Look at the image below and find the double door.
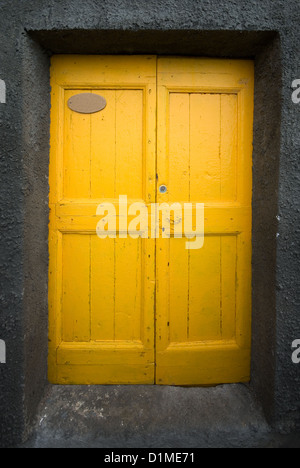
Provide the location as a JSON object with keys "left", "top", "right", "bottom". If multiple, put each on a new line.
{"left": 49, "top": 56, "right": 254, "bottom": 385}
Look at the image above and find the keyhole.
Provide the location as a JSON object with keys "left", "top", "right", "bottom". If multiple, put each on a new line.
{"left": 159, "top": 185, "right": 167, "bottom": 194}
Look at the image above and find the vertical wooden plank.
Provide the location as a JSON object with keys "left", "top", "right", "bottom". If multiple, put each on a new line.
{"left": 49, "top": 80, "right": 64, "bottom": 205}
{"left": 156, "top": 82, "right": 168, "bottom": 202}
{"left": 189, "top": 236, "right": 221, "bottom": 341}
{"left": 62, "top": 234, "right": 91, "bottom": 342}
{"left": 168, "top": 93, "right": 190, "bottom": 343}
{"left": 115, "top": 90, "right": 144, "bottom": 199}
{"left": 156, "top": 81, "right": 169, "bottom": 361}
{"left": 220, "top": 94, "right": 238, "bottom": 202}
{"left": 115, "top": 237, "right": 142, "bottom": 341}
{"left": 155, "top": 237, "right": 170, "bottom": 357}
{"left": 91, "top": 236, "right": 115, "bottom": 341}
{"left": 221, "top": 235, "right": 238, "bottom": 340}
{"left": 190, "top": 94, "right": 221, "bottom": 202}
{"left": 64, "top": 90, "right": 91, "bottom": 199}
{"left": 168, "top": 93, "right": 190, "bottom": 202}
{"left": 91, "top": 90, "right": 116, "bottom": 199}
{"left": 169, "top": 239, "right": 189, "bottom": 343}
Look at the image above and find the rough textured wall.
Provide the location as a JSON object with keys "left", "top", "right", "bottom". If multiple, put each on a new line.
{"left": 22, "top": 36, "right": 50, "bottom": 441}
{"left": 251, "top": 36, "right": 281, "bottom": 429}
{"left": 0, "top": 0, "right": 299, "bottom": 446}
{"left": 0, "top": 2, "right": 26, "bottom": 447}
{"left": 275, "top": 31, "right": 300, "bottom": 431}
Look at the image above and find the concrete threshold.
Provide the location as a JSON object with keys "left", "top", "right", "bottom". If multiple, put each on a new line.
{"left": 23, "top": 384, "right": 300, "bottom": 448}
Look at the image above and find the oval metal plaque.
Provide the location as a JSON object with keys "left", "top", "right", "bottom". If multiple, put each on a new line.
{"left": 67, "top": 93, "right": 107, "bottom": 114}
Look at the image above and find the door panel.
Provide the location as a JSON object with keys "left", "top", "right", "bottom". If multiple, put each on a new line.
{"left": 64, "top": 88, "right": 145, "bottom": 200}
{"left": 49, "top": 56, "right": 156, "bottom": 384}
{"left": 90, "top": 236, "right": 144, "bottom": 342}
{"left": 156, "top": 58, "right": 254, "bottom": 385}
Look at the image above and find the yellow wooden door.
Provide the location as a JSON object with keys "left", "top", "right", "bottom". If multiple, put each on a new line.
{"left": 49, "top": 56, "right": 254, "bottom": 385}
{"left": 156, "top": 58, "right": 254, "bottom": 385}
{"left": 49, "top": 56, "right": 157, "bottom": 384}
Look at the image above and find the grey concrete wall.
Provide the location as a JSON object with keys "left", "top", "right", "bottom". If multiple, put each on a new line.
{"left": 22, "top": 36, "right": 50, "bottom": 441}
{"left": 251, "top": 36, "right": 281, "bottom": 430}
{"left": 0, "top": 0, "right": 299, "bottom": 446}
